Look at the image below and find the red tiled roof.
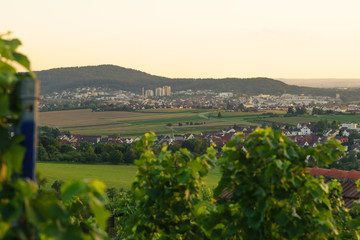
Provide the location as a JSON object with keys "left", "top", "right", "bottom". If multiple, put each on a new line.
{"left": 307, "top": 167, "right": 329, "bottom": 176}
{"left": 307, "top": 167, "right": 360, "bottom": 180}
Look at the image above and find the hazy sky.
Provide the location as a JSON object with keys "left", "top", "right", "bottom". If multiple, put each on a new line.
{"left": 2, "top": 0, "right": 360, "bottom": 79}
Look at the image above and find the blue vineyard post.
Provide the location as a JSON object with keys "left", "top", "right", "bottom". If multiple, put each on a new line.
{"left": 17, "top": 78, "right": 40, "bottom": 180}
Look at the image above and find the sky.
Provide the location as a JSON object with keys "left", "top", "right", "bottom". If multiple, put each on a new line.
{"left": 2, "top": 0, "right": 360, "bottom": 79}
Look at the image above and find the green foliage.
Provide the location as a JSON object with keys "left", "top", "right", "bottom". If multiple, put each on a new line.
{"left": 111, "top": 129, "right": 360, "bottom": 239}
{"left": 112, "top": 190, "right": 137, "bottom": 238}
{"left": 0, "top": 32, "right": 31, "bottom": 182}
{"left": 38, "top": 131, "right": 136, "bottom": 164}
{"left": 287, "top": 106, "right": 295, "bottom": 114}
{"left": 330, "top": 150, "right": 360, "bottom": 170}
{"left": 181, "top": 138, "right": 209, "bottom": 156}
{"left": 108, "top": 150, "right": 123, "bottom": 165}
{"left": 296, "top": 106, "right": 306, "bottom": 114}
{"left": 79, "top": 141, "right": 94, "bottom": 153}
{"left": 0, "top": 178, "right": 110, "bottom": 239}
{"left": 168, "top": 141, "right": 181, "bottom": 153}
{"left": 312, "top": 119, "right": 329, "bottom": 132}
{"left": 51, "top": 179, "right": 65, "bottom": 193}
{"left": 123, "top": 132, "right": 216, "bottom": 239}
{"left": 286, "top": 106, "right": 306, "bottom": 116}
{"left": 0, "top": 33, "right": 109, "bottom": 239}
{"left": 199, "top": 128, "right": 346, "bottom": 239}
{"left": 238, "top": 103, "right": 245, "bottom": 111}
{"left": 327, "top": 180, "right": 359, "bottom": 239}
{"left": 39, "top": 126, "right": 62, "bottom": 138}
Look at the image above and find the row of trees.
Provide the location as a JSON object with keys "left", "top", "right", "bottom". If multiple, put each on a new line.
{"left": 312, "top": 119, "right": 339, "bottom": 132}
{"left": 38, "top": 128, "right": 210, "bottom": 164}
{"left": 167, "top": 121, "right": 207, "bottom": 127}
{"left": 286, "top": 106, "right": 307, "bottom": 115}
{"left": 312, "top": 107, "right": 357, "bottom": 115}
{"left": 40, "top": 100, "right": 98, "bottom": 112}
{"left": 38, "top": 136, "right": 139, "bottom": 164}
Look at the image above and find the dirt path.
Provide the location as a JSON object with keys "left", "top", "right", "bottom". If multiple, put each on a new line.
{"left": 197, "top": 111, "right": 260, "bottom": 127}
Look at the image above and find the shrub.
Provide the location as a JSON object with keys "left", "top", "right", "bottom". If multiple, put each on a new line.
{"left": 122, "top": 132, "right": 216, "bottom": 239}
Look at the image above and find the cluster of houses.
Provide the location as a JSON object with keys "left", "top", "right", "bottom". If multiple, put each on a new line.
{"left": 57, "top": 134, "right": 135, "bottom": 148}
{"left": 56, "top": 122, "right": 360, "bottom": 157}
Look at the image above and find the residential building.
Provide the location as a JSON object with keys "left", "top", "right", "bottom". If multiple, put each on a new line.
{"left": 145, "top": 89, "right": 154, "bottom": 98}
{"left": 155, "top": 87, "right": 163, "bottom": 96}
{"left": 163, "top": 86, "right": 171, "bottom": 96}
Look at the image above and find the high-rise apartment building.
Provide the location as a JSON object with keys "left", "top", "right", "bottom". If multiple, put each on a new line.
{"left": 163, "top": 86, "right": 171, "bottom": 96}
{"left": 155, "top": 87, "right": 163, "bottom": 96}
{"left": 143, "top": 86, "right": 171, "bottom": 97}
{"left": 145, "top": 89, "right": 154, "bottom": 97}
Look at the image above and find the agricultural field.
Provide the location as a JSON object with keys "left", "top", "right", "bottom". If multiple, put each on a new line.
{"left": 208, "top": 111, "right": 360, "bottom": 126}
{"left": 248, "top": 114, "right": 360, "bottom": 125}
{"left": 207, "top": 111, "right": 286, "bottom": 124}
{"left": 39, "top": 109, "right": 257, "bottom": 136}
{"left": 37, "top": 162, "right": 221, "bottom": 190}
{"left": 39, "top": 109, "right": 360, "bottom": 137}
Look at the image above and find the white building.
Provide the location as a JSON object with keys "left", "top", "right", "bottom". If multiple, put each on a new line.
{"left": 163, "top": 86, "right": 171, "bottom": 96}
{"left": 155, "top": 87, "right": 163, "bottom": 96}
{"left": 218, "top": 92, "right": 233, "bottom": 98}
{"left": 145, "top": 89, "right": 154, "bottom": 97}
{"left": 300, "top": 126, "right": 312, "bottom": 135}
{"left": 341, "top": 123, "right": 357, "bottom": 130}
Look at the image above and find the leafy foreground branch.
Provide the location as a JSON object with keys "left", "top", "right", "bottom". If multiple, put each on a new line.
{"left": 0, "top": 33, "right": 110, "bottom": 239}
{"left": 115, "top": 129, "right": 360, "bottom": 239}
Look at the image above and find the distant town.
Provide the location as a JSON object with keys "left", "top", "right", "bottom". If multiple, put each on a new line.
{"left": 36, "top": 86, "right": 360, "bottom": 170}
{"left": 39, "top": 86, "right": 357, "bottom": 113}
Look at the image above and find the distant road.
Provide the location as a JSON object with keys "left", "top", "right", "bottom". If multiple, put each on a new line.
{"left": 198, "top": 112, "right": 210, "bottom": 119}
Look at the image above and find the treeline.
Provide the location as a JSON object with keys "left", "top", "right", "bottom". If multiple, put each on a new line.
{"left": 312, "top": 119, "right": 339, "bottom": 132}
{"left": 38, "top": 126, "right": 210, "bottom": 164}
{"left": 312, "top": 107, "right": 357, "bottom": 115}
{"left": 286, "top": 106, "right": 307, "bottom": 116}
{"left": 40, "top": 100, "right": 100, "bottom": 112}
{"left": 38, "top": 126, "right": 138, "bottom": 164}
{"left": 38, "top": 136, "right": 138, "bottom": 164}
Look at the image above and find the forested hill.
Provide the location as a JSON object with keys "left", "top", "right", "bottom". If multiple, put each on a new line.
{"left": 36, "top": 65, "right": 358, "bottom": 100}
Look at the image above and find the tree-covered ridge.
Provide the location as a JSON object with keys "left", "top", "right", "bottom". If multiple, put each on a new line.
{"left": 36, "top": 65, "right": 359, "bottom": 100}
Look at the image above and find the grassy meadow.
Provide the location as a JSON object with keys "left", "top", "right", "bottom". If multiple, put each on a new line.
{"left": 37, "top": 162, "right": 222, "bottom": 190}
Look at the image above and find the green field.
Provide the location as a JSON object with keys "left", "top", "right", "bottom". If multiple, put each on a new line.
{"left": 39, "top": 109, "right": 360, "bottom": 137}
{"left": 248, "top": 114, "right": 360, "bottom": 125}
{"left": 39, "top": 109, "right": 256, "bottom": 136}
{"left": 208, "top": 111, "right": 360, "bottom": 126}
{"left": 38, "top": 162, "right": 222, "bottom": 190}
{"left": 207, "top": 111, "right": 286, "bottom": 124}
